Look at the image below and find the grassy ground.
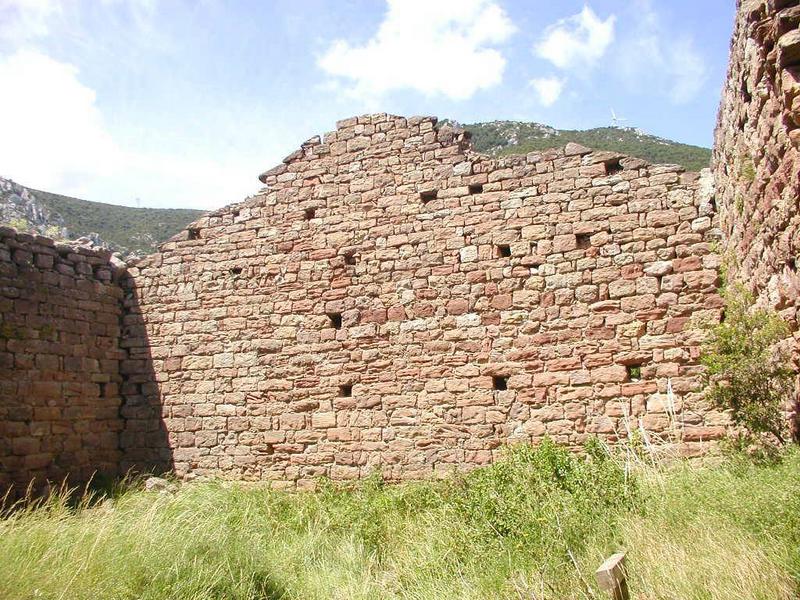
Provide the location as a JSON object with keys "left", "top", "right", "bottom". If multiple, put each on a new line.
{"left": 1, "top": 440, "right": 798, "bottom": 600}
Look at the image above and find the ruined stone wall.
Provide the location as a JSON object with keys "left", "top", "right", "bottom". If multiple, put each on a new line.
{"left": 122, "top": 114, "right": 724, "bottom": 487}
{"left": 4, "top": 0, "right": 797, "bottom": 491}
{"left": 0, "top": 228, "right": 125, "bottom": 495}
{"left": 714, "top": 0, "right": 800, "bottom": 317}
{"left": 713, "top": 0, "right": 800, "bottom": 430}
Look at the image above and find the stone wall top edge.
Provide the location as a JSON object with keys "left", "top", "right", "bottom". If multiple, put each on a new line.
{"left": 139, "top": 114, "right": 701, "bottom": 269}
{"left": 256, "top": 113, "right": 695, "bottom": 186}
{"left": 258, "top": 114, "right": 462, "bottom": 185}
{"left": 0, "top": 224, "right": 121, "bottom": 263}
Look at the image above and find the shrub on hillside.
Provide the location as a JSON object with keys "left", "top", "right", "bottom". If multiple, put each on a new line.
{"left": 701, "top": 284, "right": 794, "bottom": 446}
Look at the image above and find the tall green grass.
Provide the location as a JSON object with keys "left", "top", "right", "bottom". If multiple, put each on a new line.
{"left": 1, "top": 440, "right": 798, "bottom": 599}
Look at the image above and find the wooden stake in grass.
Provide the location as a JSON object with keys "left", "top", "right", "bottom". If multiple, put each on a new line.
{"left": 595, "top": 552, "right": 629, "bottom": 600}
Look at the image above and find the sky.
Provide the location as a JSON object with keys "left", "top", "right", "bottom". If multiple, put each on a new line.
{"left": 0, "top": 0, "right": 736, "bottom": 210}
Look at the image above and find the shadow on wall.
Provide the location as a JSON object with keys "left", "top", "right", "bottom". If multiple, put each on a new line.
{"left": 118, "top": 273, "right": 173, "bottom": 477}
{"left": 0, "top": 231, "right": 142, "bottom": 502}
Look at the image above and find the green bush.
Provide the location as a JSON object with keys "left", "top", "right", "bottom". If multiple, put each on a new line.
{"left": 701, "top": 284, "right": 794, "bottom": 445}
{"left": 740, "top": 156, "right": 756, "bottom": 182}
{"left": 0, "top": 217, "right": 30, "bottom": 232}
{"left": 449, "top": 438, "right": 633, "bottom": 541}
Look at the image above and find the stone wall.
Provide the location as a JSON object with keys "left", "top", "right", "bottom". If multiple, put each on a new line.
{"left": 3, "top": 0, "right": 797, "bottom": 491}
{"left": 122, "top": 114, "right": 724, "bottom": 487}
{"left": 713, "top": 0, "right": 800, "bottom": 430}
{"left": 714, "top": 0, "right": 800, "bottom": 316}
{"left": 0, "top": 228, "right": 125, "bottom": 496}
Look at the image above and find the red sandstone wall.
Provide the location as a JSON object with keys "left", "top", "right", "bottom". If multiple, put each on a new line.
{"left": 0, "top": 228, "right": 125, "bottom": 496}
{"left": 714, "top": 0, "right": 800, "bottom": 316}
{"left": 713, "top": 0, "right": 800, "bottom": 430}
{"left": 122, "top": 114, "right": 725, "bottom": 487}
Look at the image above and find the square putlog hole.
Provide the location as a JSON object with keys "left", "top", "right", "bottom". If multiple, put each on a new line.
{"left": 187, "top": 228, "right": 200, "bottom": 240}
{"left": 576, "top": 233, "right": 591, "bottom": 249}
{"left": 304, "top": 207, "right": 316, "bottom": 220}
{"left": 626, "top": 364, "right": 642, "bottom": 381}
{"left": 420, "top": 190, "right": 438, "bottom": 203}
{"left": 468, "top": 183, "right": 483, "bottom": 195}
{"left": 327, "top": 313, "right": 342, "bottom": 329}
{"left": 605, "top": 159, "right": 623, "bottom": 176}
{"left": 344, "top": 253, "right": 357, "bottom": 266}
{"left": 493, "top": 376, "right": 508, "bottom": 391}
{"left": 339, "top": 384, "right": 352, "bottom": 398}
{"left": 496, "top": 244, "right": 511, "bottom": 258}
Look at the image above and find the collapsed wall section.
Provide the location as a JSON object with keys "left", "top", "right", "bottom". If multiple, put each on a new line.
{"left": 122, "top": 114, "right": 724, "bottom": 487}
{"left": 0, "top": 228, "right": 125, "bottom": 496}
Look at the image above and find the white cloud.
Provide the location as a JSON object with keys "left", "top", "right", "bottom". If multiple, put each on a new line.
{"left": 535, "top": 6, "right": 615, "bottom": 70}
{"left": 529, "top": 76, "right": 564, "bottom": 107}
{"left": 0, "top": 50, "right": 256, "bottom": 209}
{"left": 0, "top": 2, "right": 253, "bottom": 210}
{"left": 318, "top": 0, "right": 515, "bottom": 102}
{"left": 0, "top": 0, "right": 158, "bottom": 48}
{"left": 666, "top": 40, "right": 706, "bottom": 104}
{"left": 0, "top": 0, "right": 62, "bottom": 45}
{"left": 0, "top": 50, "right": 121, "bottom": 191}
{"left": 617, "top": 2, "right": 707, "bottom": 104}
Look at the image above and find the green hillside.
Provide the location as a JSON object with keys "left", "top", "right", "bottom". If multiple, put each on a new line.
{"left": 462, "top": 121, "right": 712, "bottom": 172}
{"left": 30, "top": 188, "right": 204, "bottom": 256}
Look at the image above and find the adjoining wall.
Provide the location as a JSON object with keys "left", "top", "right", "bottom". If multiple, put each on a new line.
{"left": 122, "top": 114, "right": 724, "bottom": 487}
{"left": 714, "top": 0, "right": 800, "bottom": 314}
{"left": 0, "top": 228, "right": 125, "bottom": 496}
{"left": 713, "top": 0, "right": 800, "bottom": 430}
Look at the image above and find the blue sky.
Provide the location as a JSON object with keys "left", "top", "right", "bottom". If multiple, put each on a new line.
{"left": 0, "top": 0, "right": 735, "bottom": 209}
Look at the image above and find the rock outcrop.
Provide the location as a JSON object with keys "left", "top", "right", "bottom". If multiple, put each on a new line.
{"left": 0, "top": 177, "right": 68, "bottom": 240}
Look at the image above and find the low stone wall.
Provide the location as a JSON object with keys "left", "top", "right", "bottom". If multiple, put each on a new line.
{"left": 713, "top": 0, "right": 800, "bottom": 431}
{"left": 122, "top": 114, "right": 725, "bottom": 488}
{"left": 0, "top": 228, "right": 125, "bottom": 496}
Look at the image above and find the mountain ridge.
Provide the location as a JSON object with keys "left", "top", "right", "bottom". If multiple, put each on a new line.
{"left": 0, "top": 120, "right": 712, "bottom": 255}
{"left": 458, "top": 120, "right": 711, "bottom": 172}
{"left": 0, "top": 176, "right": 204, "bottom": 257}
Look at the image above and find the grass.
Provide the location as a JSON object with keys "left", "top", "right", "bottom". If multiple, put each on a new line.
{"left": 1, "top": 440, "right": 798, "bottom": 600}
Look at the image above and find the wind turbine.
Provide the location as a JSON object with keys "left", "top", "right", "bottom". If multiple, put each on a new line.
{"left": 610, "top": 108, "right": 628, "bottom": 128}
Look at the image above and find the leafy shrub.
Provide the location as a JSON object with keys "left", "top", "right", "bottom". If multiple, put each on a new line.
{"left": 701, "top": 284, "right": 794, "bottom": 445}
{"left": 447, "top": 438, "right": 635, "bottom": 555}
{"left": 735, "top": 193, "right": 745, "bottom": 214}
{"left": 0, "top": 218, "right": 30, "bottom": 232}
